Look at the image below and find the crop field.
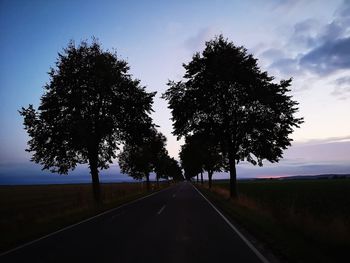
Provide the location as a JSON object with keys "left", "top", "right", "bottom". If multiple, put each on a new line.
{"left": 0, "top": 182, "right": 167, "bottom": 252}
{"left": 216, "top": 179, "right": 350, "bottom": 223}
{"left": 202, "top": 179, "right": 350, "bottom": 263}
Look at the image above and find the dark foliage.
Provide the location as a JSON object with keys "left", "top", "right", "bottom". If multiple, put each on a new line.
{"left": 118, "top": 128, "right": 182, "bottom": 190}
{"left": 179, "top": 135, "right": 203, "bottom": 181}
{"left": 19, "top": 39, "right": 155, "bottom": 202}
{"left": 179, "top": 133, "right": 223, "bottom": 186}
{"left": 163, "top": 35, "right": 303, "bottom": 197}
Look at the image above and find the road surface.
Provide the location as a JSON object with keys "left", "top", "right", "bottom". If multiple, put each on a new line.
{"left": 1, "top": 181, "right": 267, "bottom": 263}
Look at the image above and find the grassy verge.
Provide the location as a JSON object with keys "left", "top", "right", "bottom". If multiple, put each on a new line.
{"left": 196, "top": 179, "right": 350, "bottom": 263}
{"left": 0, "top": 181, "right": 170, "bottom": 252}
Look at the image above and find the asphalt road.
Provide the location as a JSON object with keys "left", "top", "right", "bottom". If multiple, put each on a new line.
{"left": 1, "top": 181, "right": 267, "bottom": 263}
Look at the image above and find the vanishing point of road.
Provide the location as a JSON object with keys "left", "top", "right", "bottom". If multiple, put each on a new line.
{"left": 1, "top": 182, "right": 268, "bottom": 263}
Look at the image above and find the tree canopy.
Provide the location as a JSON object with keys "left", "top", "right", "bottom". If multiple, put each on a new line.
{"left": 20, "top": 39, "right": 155, "bottom": 202}
{"left": 163, "top": 35, "right": 303, "bottom": 197}
{"left": 179, "top": 135, "right": 203, "bottom": 181}
{"left": 179, "top": 133, "right": 223, "bottom": 186}
{"left": 154, "top": 153, "right": 183, "bottom": 182}
{"left": 118, "top": 128, "right": 178, "bottom": 190}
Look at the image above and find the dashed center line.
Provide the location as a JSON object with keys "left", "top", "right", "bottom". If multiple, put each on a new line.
{"left": 157, "top": 205, "right": 166, "bottom": 215}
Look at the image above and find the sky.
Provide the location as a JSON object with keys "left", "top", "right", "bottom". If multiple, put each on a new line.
{"left": 1, "top": 0, "right": 350, "bottom": 184}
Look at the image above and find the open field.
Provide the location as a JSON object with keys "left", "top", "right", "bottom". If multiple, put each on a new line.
{"left": 198, "top": 179, "right": 350, "bottom": 263}
{"left": 0, "top": 182, "right": 169, "bottom": 252}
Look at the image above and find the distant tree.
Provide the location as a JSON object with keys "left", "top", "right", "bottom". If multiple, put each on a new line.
{"left": 156, "top": 155, "right": 184, "bottom": 182}
{"left": 19, "top": 39, "right": 155, "bottom": 203}
{"left": 180, "top": 133, "right": 223, "bottom": 187}
{"left": 166, "top": 158, "right": 184, "bottom": 182}
{"left": 197, "top": 134, "right": 224, "bottom": 189}
{"left": 118, "top": 128, "right": 168, "bottom": 190}
{"left": 153, "top": 153, "right": 169, "bottom": 187}
{"left": 163, "top": 35, "right": 303, "bottom": 197}
{"left": 179, "top": 136, "right": 203, "bottom": 181}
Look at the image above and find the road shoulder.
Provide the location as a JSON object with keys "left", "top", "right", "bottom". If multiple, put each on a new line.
{"left": 194, "top": 184, "right": 282, "bottom": 263}
{"left": 0, "top": 183, "right": 175, "bottom": 256}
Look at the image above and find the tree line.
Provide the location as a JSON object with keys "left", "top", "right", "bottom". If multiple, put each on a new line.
{"left": 20, "top": 36, "right": 302, "bottom": 202}
{"left": 165, "top": 35, "right": 303, "bottom": 197}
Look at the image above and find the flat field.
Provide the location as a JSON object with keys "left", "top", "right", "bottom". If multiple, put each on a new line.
{"left": 200, "top": 179, "right": 350, "bottom": 263}
{"left": 0, "top": 182, "right": 166, "bottom": 252}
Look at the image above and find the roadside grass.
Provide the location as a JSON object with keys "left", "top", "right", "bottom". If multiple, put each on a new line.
{"left": 0, "top": 182, "right": 170, "bottom": 252}
{"left": 197, "top": 179, "right": 350, "bottom": 263}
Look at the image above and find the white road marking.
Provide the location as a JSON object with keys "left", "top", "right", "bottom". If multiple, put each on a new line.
{"left": 157, "top": 205, "right": 166, "bottom": 215}
{"left": 0, "top": 185, "right": 176, "bottom": 257}
{"left": 191, "top": 184, "right": 270, "bottom": 263}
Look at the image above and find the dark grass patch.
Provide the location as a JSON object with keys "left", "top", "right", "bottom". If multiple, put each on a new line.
{"left": 0, "top": 182, "right": 170, "bottom": 252}
{"left": 197, "top": 179, "right": 350, "bottom": 263}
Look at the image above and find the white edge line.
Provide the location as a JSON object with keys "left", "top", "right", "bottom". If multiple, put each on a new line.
{"left": 0, "top": 185, "right": 174, "bottom": 257}
{"left": 191, "top": 184, "right": 270, "bottom": 263}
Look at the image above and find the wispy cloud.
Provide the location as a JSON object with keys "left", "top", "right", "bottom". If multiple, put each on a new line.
{"left": 284, "top": 139, "right": 350, "bottom": 164}
{"left": 234, "top": 161, "right": 350, "bottom": 178}
{"left": 184, "top": 27, "right": 217, "bottom": 54}
{"left": 300, "top": 37, "right": 350, "bottom": 75}
{"left": 293, "top": 135, "right": 350, "bottom": 146}
{"left": 271, "top": 0, "right": 305, "bottom": 13}
{"left": 289, "top": 18, "right": 321, "bottom": 49}
{"left": 331, "top": 76, "right": 350, "bottom": 99}
{"left": 261, "top": 0, "right": 350, "bottom": 78}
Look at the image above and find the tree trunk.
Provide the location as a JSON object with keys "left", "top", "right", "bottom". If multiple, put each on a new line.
{"left": 227, "top": 135, "right": 238, "bottom": 198}
{"left": 196, "top": 174, "right": 199, "bottom": 183}
{"left": 146, "top": 173, "right": 150, "bottom": 191}
{"left": 200, "top": 171, "right": 203, "bottom": 184}
{"left": 229, "top": 154, "right": 238, "bottom": 198}
{"left": 88, "top": 152, "right": 101, "bottom": 204}
{"left": 156, "top": 175, "right": 159, "bottom": 188}
{"left": 208, "top": 170, "right": 213, "bottom": 189}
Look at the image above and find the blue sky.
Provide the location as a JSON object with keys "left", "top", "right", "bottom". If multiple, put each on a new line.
{"left": 1, "top": 0, "right": 350, "bottom": 184}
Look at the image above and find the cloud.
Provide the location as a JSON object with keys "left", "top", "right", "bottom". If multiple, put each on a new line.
{"left": 260, "top": 48, "right": 286, "bottom": 61}
{"left": 299, "top": 37, "right": 350, "bottom": 74}
{"left": 269, "top": 57, "right": 300, "bottom": 76}
{"left": 331, "top": 76, "right": 350, "bottom": 99}
{"left": 334, "top": 76, "right": 350, "bottom": 86}
{"left": 271, "top": 0, "right": 304, "bottom": 13}
{"left": 289, "top": 18, "right": 320, "bottom": 49}
{"left": 261, "top": 0, "right": 350, "bottom": 77}
{"left": 264, "top": 136, "right": 350, "bottom": 165}
{"left": 310, "top": 0, "right": 350, "bottom": 44}
{"left": 184, "top": 27, "right": 216, "bottom": 53}
{"left": 292, "top": 135, "right": 350, "bottom": 146}
{"left": 318, "top": 20, "right": 347, "bottom": 43}
{"left": 233, "top": 161, "right": 350, "bottom": 178}
{"left": 334, "top": 0, "right": 350, "bottom": 21}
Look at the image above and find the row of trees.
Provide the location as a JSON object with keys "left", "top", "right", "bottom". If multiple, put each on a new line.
{"left": 20, "top": 35, "right": 302, "bottom": 202}
{"left": 20, "top": 40, "right": 182, "bottom": 203}
{"left": 165, "top": 35, "right": 303, "bottom": 197}
{"left": 179, "top": 133, "right": 222, "bottom": 188}
{"left": 118, "top": 127, "right": 183, "bottom": 191}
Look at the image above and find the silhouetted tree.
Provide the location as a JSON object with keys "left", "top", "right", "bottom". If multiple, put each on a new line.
{"left": 198, "top": 134, "right": 224, "bottom": 189}
{"left": 156, "top": 155, "right": 184, "bottom": 182}
{"left": 118, "top": 128, "right": 167, "bottom": 190}
{"left": 163, "top": 35, "right": 303, "bottom": 198}
{"left": 179, "top": 136, "right": 203, "bottom": 181}
{"left": 154, "top": 153, "right": 168, "bottom": 187}
{"left": 166, "top": 158, "right": 184, "bottom": 182}
{"left": 180, "top": 133, "right": 223, "bottom": 187}
{"left": 19, "top": 39, "right": 155, "bottom": 203}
